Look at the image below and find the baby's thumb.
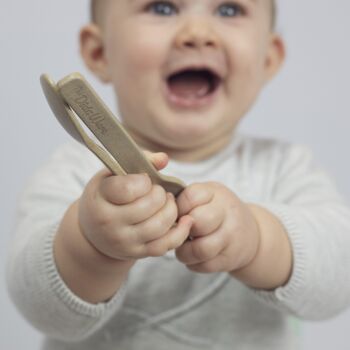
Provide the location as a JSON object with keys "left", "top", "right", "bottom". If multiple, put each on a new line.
{"left": 144, "top": 150, "right": 169, "bottom": 171}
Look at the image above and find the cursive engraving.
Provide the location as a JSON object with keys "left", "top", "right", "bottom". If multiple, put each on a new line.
{"left": 72, "top": 85, "right": 108, "bottom": 135}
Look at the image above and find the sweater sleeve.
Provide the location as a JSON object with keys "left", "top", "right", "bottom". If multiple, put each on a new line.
{"left": 252, "top": 143, "right": 350, "bottom": 321}
{"left": 6, "top": 142, "right": 127, "bottom": 341}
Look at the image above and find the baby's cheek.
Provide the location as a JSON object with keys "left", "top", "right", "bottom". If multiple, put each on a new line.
{"left": 130, "top": 40, "right": 164, "bottom": 71}
{"left": 122, "top": 28, "right": 167, "bottom": 72}
{"left": 226, "top": 31, "right": 265, "bottom": 87}
{"left": 106, "top": 28, "right": 165, "bottom": 79}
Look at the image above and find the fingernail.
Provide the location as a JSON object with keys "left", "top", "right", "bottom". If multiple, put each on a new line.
{"left": 188, "top": 216, "right": 195, "bottom": 226}
{"left": 165, "top": 192, "right": 173, "bottom": 200}
{"left": 180, "top": 215, "right": 193, "bottom": 226}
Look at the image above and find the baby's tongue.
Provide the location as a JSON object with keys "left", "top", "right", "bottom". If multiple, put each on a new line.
{"left": 168, "top": 71, "right": 211, "bottom": 99}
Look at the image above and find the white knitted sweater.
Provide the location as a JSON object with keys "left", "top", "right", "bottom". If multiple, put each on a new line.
{"left": 7, "top": 133, "right": 350, "bottom": 350}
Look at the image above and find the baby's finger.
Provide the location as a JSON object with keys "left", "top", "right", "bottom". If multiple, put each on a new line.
{"left": 187, "top": 256, "right": 226, "bottom": 274}
{"left": 131, "top": 193, "right": 178, "bottom": 243}
{"left": 119, "top": 185, "right": 167, "bottom": 225}
{"left": 188, "top": 202, "right": 224, "bottom": 238}
{"left": 175, "top": 231, "right": 224, "bottom": 265}
{"left": 176, "top": 184, "right": 214, "bottom": 216}
{"left": 143, "top": 150, "right": 169, "bottom": 171}
{"left": 99, "top": 173, "right": 152, "bottom": 205}
{"left": 144, "top": 215, "right": 194, "bottom": 257}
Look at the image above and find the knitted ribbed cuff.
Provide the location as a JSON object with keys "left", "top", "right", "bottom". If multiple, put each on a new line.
{"left": 43, "top": 221, "right": 127, "bottom": 318}
{"left": 250, "top": 204, "right": 308, "bottom": 312}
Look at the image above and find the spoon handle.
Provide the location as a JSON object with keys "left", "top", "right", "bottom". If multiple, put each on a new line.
{"left": 57, "top": 73, "right": 185, "bottom": 196}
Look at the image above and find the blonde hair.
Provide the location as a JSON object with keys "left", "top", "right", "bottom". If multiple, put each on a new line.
{"left": 90, "top": 0, "right": 98, "bottom": 23}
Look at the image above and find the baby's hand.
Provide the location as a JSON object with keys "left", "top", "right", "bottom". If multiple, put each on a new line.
{"left": 78, "top": 152, "right": 193, "bottom": 261}
{"left": 175, "top": 182, "right": 260, "bottom": 274}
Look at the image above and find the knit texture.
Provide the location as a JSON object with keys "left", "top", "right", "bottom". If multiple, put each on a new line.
{"left": 7, "top": 133, "right": 350, "bottom": 349}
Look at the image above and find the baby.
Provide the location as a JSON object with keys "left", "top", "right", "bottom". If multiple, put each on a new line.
{"left": 7, "top": 1, "right": 350, "bottom": 349}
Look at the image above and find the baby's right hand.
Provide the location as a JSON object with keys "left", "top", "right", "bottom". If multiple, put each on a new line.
{"left": 78, "top": 152, "right": 193, "bottom": 261}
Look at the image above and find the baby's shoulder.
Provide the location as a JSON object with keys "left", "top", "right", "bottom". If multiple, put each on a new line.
{"left": 236, "top": 132, "right": 312, "bottom": 162}
{"left": 28, "top": 141, "right": 102, "bottom": 188}
{"left": 50, "top": 141, "right": 98, "bottom": 164}
{"left": 48, "top": 141, "right": 102, "bottom": 172}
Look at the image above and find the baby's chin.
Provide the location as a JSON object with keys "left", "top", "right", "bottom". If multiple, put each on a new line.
{"left": 156, "top": 119, "right": 217, "bottom": 145}
{"left": 122, "top": 100, "right": 239, "bottom": 155}
{"left": 126, "top": 123, "right": 198, "bottom": 150}
{"left": 141, "top": 125, "right": 228, "bottom": 157}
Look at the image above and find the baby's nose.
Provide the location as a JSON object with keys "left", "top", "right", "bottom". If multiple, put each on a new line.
{"left": 174, "top": 18, "right": 221, "bottom": 50}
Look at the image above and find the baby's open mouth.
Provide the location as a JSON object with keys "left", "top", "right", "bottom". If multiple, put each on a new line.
{"left": 167, "top": 69, "right": 222, "bottom": 100}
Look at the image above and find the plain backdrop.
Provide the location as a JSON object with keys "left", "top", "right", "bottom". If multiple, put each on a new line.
{"left": 1, "top": 0, "right": 349, "bottom": 348}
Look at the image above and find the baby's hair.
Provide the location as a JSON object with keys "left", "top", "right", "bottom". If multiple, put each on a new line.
{"left": 90, "top": 0, "right": 99, "bottom": 24}
{"left": 90, "top": 1, "right": 277, "bottom": 29}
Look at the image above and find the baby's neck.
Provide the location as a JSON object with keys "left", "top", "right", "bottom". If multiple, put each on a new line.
{"left": 127, "top": 128, "right": 234, "bottom": 163}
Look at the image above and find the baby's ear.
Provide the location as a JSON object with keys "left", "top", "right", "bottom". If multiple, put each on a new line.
{"left": 79, "top": 24, "right": 111, "bottom": 83}
{"left": 263, "top": 33, "right": 286, "bottom": 81}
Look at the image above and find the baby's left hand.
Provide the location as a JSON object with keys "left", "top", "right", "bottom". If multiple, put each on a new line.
{"left": 175, "top": 182, "right": 260, "bottom": 274}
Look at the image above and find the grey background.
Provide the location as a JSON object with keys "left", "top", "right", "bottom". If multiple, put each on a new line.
{"left": 1, "top": 0, "right": 349, "bottom": 348}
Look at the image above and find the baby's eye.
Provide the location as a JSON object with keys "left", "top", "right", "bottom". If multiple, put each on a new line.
{"left": 146, "top": 1, "right": 178, "bottom": 16}
{"left": 216, "top": 2, "right": 245, "bottom": 17}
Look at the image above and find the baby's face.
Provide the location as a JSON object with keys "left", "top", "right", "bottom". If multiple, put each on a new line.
{"left": 90, "top": 0, "right": 283, "bottom": 155}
